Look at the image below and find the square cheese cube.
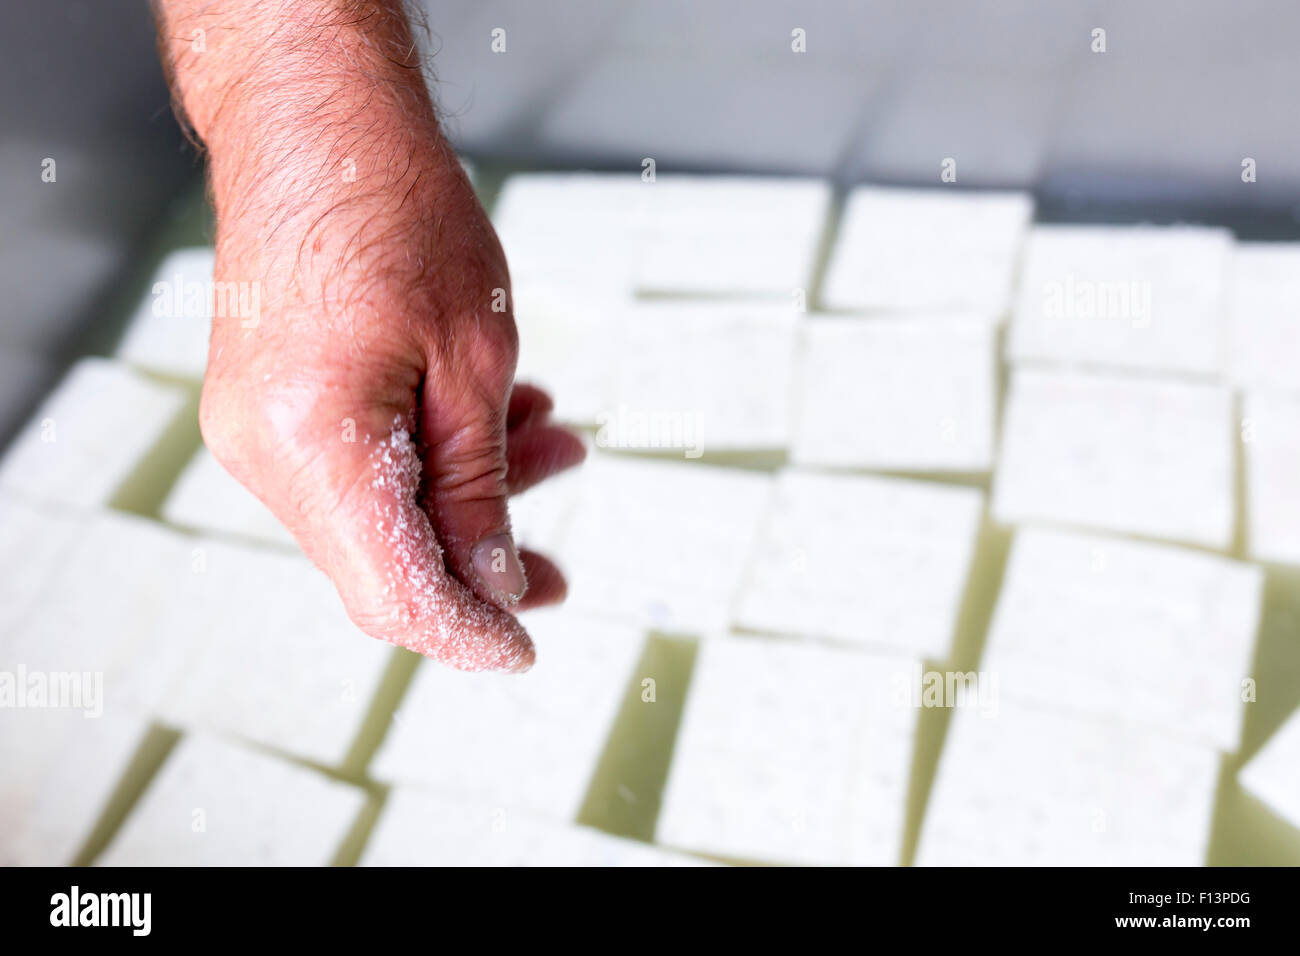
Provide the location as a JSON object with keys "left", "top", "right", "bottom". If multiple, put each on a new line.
{"left": 512, "top": 283, "right": 629, "bottom": 425}
{"left": 156, "top": 538, "right": 391, "bottom": 767}
{"left": 916, "top": 699, "right": 1220, "bottom": 866}
{"left": 372, "top": 607, "right": 644, "bottom": 820}
{"left": 658, "top": 636, "right": 917, "bottom": 865}
{"left": 0, "top": 358, "right": 188, "bottom": 509}
{"left": 0, "top": 710, "right": 151, "bottom": 866}
{"left": 0, "top": 495, "right": 83, "bottom": 634}
{"left": 992, "top": 368, "right": 1234, "bottom": 548}
{"left": 493, "top": 173, "right": 649, "bottom": 292}
{"left": 1007, "top": 225, "right": 1232, "bottom": 376}
{"left": 1242, "top": 392, "right": 1300, "bottom": 565}
{"left": 162, "top": 446, "right": 297, "bottom": 549}
{"left": 362, "top": 789, "right": 705, "bottom": 866}
{"left": 98, "top": 733, "right": 364, "bottom": 866}
{"left": 1226, "top": 243, "right": 1300, "bottom": 393}
{"left": 984, "top": 527, "right": 1262, "bottom": 749}
{"left": 548, "top": 454, "right": 772, "bottom": 635}
{"left": 1239, "top": 707, "right": 1300, "bottom": 829}
{"left": 114, "top": 247, "right": 215, "bottom": 379}
{"left": 2, "top": 510, "right": 198, "bottom": 718}
{"left": 607, "top": 302, "right": 799, "bottom": 452}
{"left": 822, "top": 186, "right": 1032, "bottom": 316}
{"left": 736, "top": 470, "right": 983, "bottom": 658}
{"left": 634, "top": 176, "right": 830, "bottom": 297}
{"left": 792, "top": 315, "right": 996, "bottom": 471}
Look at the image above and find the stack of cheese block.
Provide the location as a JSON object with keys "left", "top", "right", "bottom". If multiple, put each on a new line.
{"left": 2, "top": 170, "right": 1297, "bottom": 866}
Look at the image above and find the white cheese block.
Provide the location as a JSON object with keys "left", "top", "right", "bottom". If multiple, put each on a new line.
{"left": 372, "top": 607, "right": 644, "bottom": 819}
{"left": 98, "top": 733, "right": 364, "bottom": 866}
{"left": 657, "top": 635, "right": 917, "bottom": 865}
{"left": 822, "top": 186, "right": 1032, "bottom": 317}
{"left": 992, "top": 367, "right": 1234, "bottom": 548}
{"left": 0, "top": 358, "right": 188, "bottom": 509}
{"left": 1007, "top": 225, "right": 1231, "bottom": 376}
{"left": 361, "top": 789, "right": 706, "bottom": 866}
{"left": 736, "top": 469, "right": 983, "bottom": 658}
{"left": 792, "top": 314, "right": 996, "bottom": 471}
{"left": 984, "top": 526, "right": 1262, "bottom": 749}
{"left": 916, "top": 698, "right": 1220, "bottom": 866}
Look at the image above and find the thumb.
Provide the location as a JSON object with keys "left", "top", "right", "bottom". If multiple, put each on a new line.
{"left": 419, "top": 322, "right": 525, "bottom": 609}
{"left": 200, "top": 392, "right": 535, "bottom": 673}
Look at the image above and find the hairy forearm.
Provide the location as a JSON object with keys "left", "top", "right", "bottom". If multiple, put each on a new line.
{"left": 153, "top": 0, "right": 481, "bottom": 314}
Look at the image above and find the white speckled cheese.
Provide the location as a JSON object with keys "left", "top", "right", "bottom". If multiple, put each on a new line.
{"left": 917, "top": 699, "right": 1220, "bottom": 866}
{"left": 658, "top": 636, "right": 917, "bottom": 865}
{"left": 1242, "top": 392, "right": 1300, "bottom": 566}
{"left": 1225, "top": 243, "right": 1300, "bottom": 394}
{"left": 608, "top": 302, "right": 799, "bottom": 452}
{"left": 548, "top": 454, "right": 772, "bottom": 635}
{"left": 0, "top": 710, "right": 150, "bottom": 866}
{"left": 984, "top": 526, "right": 1262, "bottom": 749}
{"left": 634, "top": 176, "right": 830, "bottom": 297}
{"left": 0, "top": 358, "right": 188, "bottom": 509}
{"left": 362, "top": 789, "right": 707, "bottom": 866}
{"left": 114, "top": 247, "right": 216, "bottom": 379}
{"left": 372, "top": 607, "right": 643, "bottom": 819}
{"left": 1007, "top": 225, "right": 1231, "bottom": 376}
{"left": 98, "top": 733, "right": 364, "bottom": 866}
{"left": 736, "top": 469, "right": 982, "bottom": 658}
{"left": 992, "top": 368, "right": 1234, "bottom": 548}
{"left": 792, "top": 314, "right": 996, "bottom": 471}
{"left": 156, "top": 537, "right": 391, "bottom": 767}
{"left": 822, "top": 187, "right": 1032, "bottom": 317}
{"left": 1239, "top": 708, "right": 1300, "bottom": 830}
{"left": 162, "top": 446, "right": 297, "bottom": 549}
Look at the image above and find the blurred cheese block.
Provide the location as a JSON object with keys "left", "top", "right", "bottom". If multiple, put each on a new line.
{"left": 372, "top": 608, "right": 643, "bottom": 819}
{"left": 1242, "top": 392, "right": 1300, "bottom": 565}
{"left": 515, "top": 295, "right": 801, "bottom": 444}
{"left": 1227, "top": 244, "right": 1300, "bottom": 393}
{"left": 792, "top": 315, "right": 996, "bottom": 471}
{"left": 5, "top": 506, "right": 382, "bottom": 767}
{"left": 917, "top": 699, "right": 1220, "bottom": 866}
{"left": 658, "top": 636, "right": 917, "bottom": 865}
{"left": 362, "top": 789, "right": 705, "bottom": 866}
{"left": 114, "top": 247, "right": 215, "bottom": 379}
{"left": 3, "top": 510, "right": 197, "bottom": 717}
{"left": 1239, "top": 708, "right": 1300, "bottom": 829}
{"left": 156, "top": 538, "right": 390, "bottom": 767}
{"left": 493, "top": 173, "right": 649, "bottom": 292}
{"left": 512, "top": 284, "right": 628, "bottom": 425}
{"left": 0, "top": 358, "right": 188, "bottom": 509}
{"left": 508, "top": 460, "right": 584, "bottom": 558}
{"left": 608, "top": 302, "right": 799, "bottom": 452}
{"left": 162, "top": 445, "right": 297, "bottom": 549}
{"left": 0, "top": 711, "right": 150, "bottom": 866}
{"left": 736, "top": 470, "right": 983, "bottom": 658}
{"left": 495, "top": 172, "right": 829, "bottom": 299}
{"left": 993, "top": 368, "right": 1233, "bottom": 548}
{"left": 633, "top": 176, "right": 830, "bottom": 297}
{"left": 984, "top": 527, "right": 1262, "bottom": 749}
{"left": 546, "top": 454, "right": 772, "bottom": 635}
{"left": 0, "top": 495, "right": 82, "bottom": 633}
{"left": 1, "top": 517, "right": 153, "bottom": 864}
{"left": 1007, "top": 225, "right": 1232, "bottom": 376}
{"left": 98, "top": 734, "right": 364, "bottom": 866}
{"left": 822, "top": 187, "right": 1032, "bottom": 316}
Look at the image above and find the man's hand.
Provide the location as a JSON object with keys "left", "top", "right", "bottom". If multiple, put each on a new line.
{"left": 153, "top": 0, "right": 585, "bottom": 671}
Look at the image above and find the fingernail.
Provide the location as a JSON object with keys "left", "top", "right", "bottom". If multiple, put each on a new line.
{"left": 471, "top": 533, "right": 527, "bottom": 605}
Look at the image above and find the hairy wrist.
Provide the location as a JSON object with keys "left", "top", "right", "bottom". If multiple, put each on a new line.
{"left": 154, "top": 0, "right": 478, "bottom": 299}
